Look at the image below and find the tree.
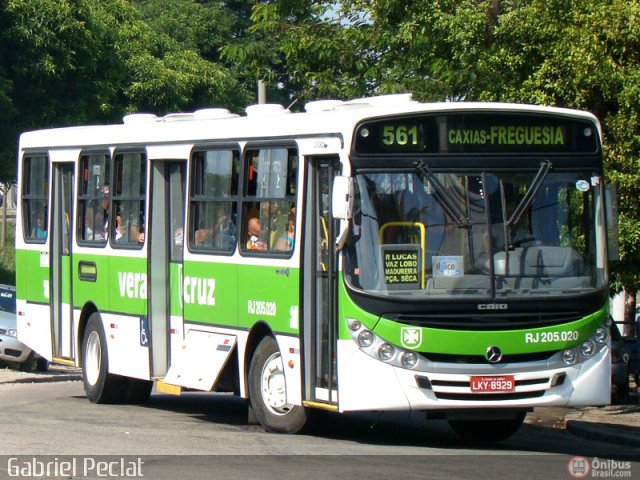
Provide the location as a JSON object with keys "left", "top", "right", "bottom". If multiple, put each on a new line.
{"left": 0, "top": 0, "right": 252, "bottom": 183}
{"left": 245, "top": 0, "right": 640, "bottom": 291}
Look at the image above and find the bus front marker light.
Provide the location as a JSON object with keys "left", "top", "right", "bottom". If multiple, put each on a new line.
{"left": 357, "top": 330, "right": 374, "bottom": 348}
{"left": 594, "top": 327, "right": 608, "bottom": 345}
{"left": 401, "top": 352, "right": 418, "bottom": 369}
{"left": 563, "top": 349, "right": 577, "bottom": 365}
{"left": 580, "top": 340, "right": 596, "bottom": 358}
{"left": 377, "top": 343, "right": 395, "bottom": 361}
{"left": 359, "top": 128, "right": 370, "bottom": 138}
{"left": 347, "top": 318, "right": 362, "bottom": 331}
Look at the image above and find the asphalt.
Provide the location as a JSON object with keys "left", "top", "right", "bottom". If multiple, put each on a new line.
{"left": 1, "top": 363, "right": 639, "bottom": 448}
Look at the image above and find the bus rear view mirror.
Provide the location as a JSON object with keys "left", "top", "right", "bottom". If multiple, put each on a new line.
{"left": 332, "top": 176, "right": 354, "bottom": 220}
{"left": 605, "top": 185, "right": 619, "bottom": 262}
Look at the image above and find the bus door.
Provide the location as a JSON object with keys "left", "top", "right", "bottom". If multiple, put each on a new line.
{"left": 302, "top": 156, "right": 339, "bottom": 406}
{"left": 50, "top": 162, "right": 75, "bottom": 362}
{"left": 148, "top": 160, "right": 186, "bottom": 378}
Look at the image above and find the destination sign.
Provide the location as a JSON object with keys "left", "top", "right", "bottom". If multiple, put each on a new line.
{"left": 354, "top": 113, "right": 599, "bottom": 155}
{"left": 381, "top": 245, "right": 422, "bottom": 290}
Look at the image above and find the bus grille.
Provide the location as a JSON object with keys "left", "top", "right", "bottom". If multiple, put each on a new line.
{"left": 420, "top": 351, "right": 556, "bottom": 364}
{"left": 385, "top": 312, "right": 582, "bottom": 331}
{"left": 416, "top": 374, "right": 562, "bottom": 402}
{"left": 433, "top": 391, "right": 546, "bottom": 401}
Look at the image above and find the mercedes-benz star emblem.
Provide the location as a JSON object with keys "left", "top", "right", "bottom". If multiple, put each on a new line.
{"left": 485, "top": 346, "right": 503, "bottom": 363}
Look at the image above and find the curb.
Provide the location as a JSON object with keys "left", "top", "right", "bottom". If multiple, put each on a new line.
{"left": 0, "top": 373, "right": 82, "bottom": 385}
{"left": 565, "top": 418, "right": 640, "bottom": 448}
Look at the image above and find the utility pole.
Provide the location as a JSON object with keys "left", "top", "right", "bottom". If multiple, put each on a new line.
{"left": 258, "top": 80, "right": 267, "bottom": 104}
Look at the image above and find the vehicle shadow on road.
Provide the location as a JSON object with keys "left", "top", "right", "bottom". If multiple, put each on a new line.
{"left": 113, "top": 391, "right": 640, "bottom": 459}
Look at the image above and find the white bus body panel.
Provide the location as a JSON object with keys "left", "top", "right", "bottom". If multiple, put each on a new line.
{"left": 16, "top": 300, "right": 53, "bottom": 361}
{"left": 100, "top": 313, "right": 151, "bottom": 381}
{"left": 275, "top": 335, "right": 303, "bottom": 406}
{"left": 337, "top": 340, "right": 610, "bottom": 412}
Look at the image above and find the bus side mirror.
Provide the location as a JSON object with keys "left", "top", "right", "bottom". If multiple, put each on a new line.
{"left": 605, "top": 185, "right": 619, "bottom": 262}
{"left": 332, "top": 176, "right": 354, "bottom": 220}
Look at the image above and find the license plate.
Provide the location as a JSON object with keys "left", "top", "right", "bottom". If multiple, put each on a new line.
{"left": 470, "top": 375, "right": 515, "bottom": 393}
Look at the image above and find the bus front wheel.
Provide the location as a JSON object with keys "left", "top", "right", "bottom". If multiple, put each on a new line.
{"left": 81, "top": 313, "right": 126, "bottom": 403}
{"left": 248, "top": 336, "right": 309, "bottom": 433}
{"left": 448, "top": 412, "right": 526, "bottom": 443}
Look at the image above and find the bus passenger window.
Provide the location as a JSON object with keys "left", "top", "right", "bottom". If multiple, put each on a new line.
{"left": 111, "top": 152, "right": 146, "bottom": 248}
{"left": 22, "top": 155, "right": 49, "bottom": 243}
{"left": 240, "top": 147, "right": 297, "bottom": 256}
{"left": 189, "top": 148, "right": 239, "bottom": 254}
{"left": 78, "top": 153, "right": 110, "bottom": 245}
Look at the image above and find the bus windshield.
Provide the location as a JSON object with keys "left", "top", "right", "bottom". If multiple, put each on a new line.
{"left": 343, "top": 169, "right": 607, "bottom": 298}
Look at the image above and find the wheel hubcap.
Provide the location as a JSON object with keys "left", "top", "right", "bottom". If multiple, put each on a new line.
{"left": 85, "top": 331, "right": 101, "bottom": 386}
{"left": 261, "top": 352, "right": 293, "bottom": 415}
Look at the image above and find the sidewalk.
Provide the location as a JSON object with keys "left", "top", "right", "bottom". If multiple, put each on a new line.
{"left": 0, "top": 363, "right": 81, "bottom": 384}
{"left": 564, "top": 397, "right": 640, "bottom": 448}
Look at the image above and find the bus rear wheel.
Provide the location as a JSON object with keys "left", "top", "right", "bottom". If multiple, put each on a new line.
{"left": 448, "top": 412, "right": 526, "bottom": 443}
{"left": 248, "top": 336, "right": 309, "bottom": 433}
{"left": 82, "top": 313, "right": 126, "bottom": 403}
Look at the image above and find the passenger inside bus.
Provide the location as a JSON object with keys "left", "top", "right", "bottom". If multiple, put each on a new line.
{"left": 31, "top": 215, "right": 47, "bottom": 239}
{"left": 246, "top": 217, "right": 267, "bottom": 250}
{"left": 84, "top": 206, "right": 105, "bottom": 241}
{"left": 273, "top": 207, "right": 295, "bottom": 251}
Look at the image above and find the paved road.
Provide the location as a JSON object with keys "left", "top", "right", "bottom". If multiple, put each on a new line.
{"left": 0, "top": 380, "right": 638, "bottom": 479}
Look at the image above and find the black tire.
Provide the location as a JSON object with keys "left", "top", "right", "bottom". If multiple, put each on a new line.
{"left": 122, "top": 378, "right": 153, "bottom": 404}
{"left": 19, "top": 352, "right": 34, "bottom": 372}
{"left": 81, "top": 313, "right": 127, "bottom": 403}
{"left": 248, "top": 336, "right": 309, "bottom": 433}
{"left": 448, "top": 412, "right": 526, "bottom": 443}
{"left": 35, "top": 357, "right": 49, "bottom": 372}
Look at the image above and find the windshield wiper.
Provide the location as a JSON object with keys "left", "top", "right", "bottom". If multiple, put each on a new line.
{"left": 507, "top": 160, "right": 552, "bottom": 228}
{"left": 414, "top": 160, "right": 470, "bottom": 227}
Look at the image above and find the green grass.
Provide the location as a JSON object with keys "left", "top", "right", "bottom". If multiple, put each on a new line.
{"left": 0, "top": 222, "right": 16, "bottom": 285}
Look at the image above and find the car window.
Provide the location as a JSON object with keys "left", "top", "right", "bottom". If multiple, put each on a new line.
{"left": 0, "top": 288, "right": 16, "bottom": 314}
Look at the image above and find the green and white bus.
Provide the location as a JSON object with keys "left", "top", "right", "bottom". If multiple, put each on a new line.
{"left": 16, "top": 95, "right": 616, "bottom": 440}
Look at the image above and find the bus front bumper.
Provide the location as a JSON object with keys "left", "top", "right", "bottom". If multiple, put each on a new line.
{"left": 336, "top": 340, "right": 611, "bottom": 412}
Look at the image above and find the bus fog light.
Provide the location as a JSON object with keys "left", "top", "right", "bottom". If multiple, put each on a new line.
{"left": 563, "top": 349, "right": 577, "bottom": 365}
{"left": 377, "top": 343, "right": 395, "bottom": 361}
{"left": 581, "top": 340, "right": 596, "bottom": 358}
{"left": 347, "top": 318, "right": 362, "bottom": 331}
{"left": 357, "top": 330, "right": 374, "bottom": 348}
{"left": 594, "top": 327, "right": 608, "bottom": 345}
{"left": 401, "top": 352, "right": 418, "bottom": 369}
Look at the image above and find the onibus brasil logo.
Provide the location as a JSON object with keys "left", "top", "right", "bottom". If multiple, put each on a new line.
{"left": 568, "top": 457, "right": 632, "bottom": 479}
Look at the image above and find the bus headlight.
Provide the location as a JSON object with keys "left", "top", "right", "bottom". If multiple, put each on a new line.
{"left": 400, "top": 352, "right": 418, "bottom": 369}
{"left": 580, "top": 339, "right": 596, "bottom": 358}
{"left": 594, "top": 327, "right": 608, "bottom": 345}
{"left": 347, "top": 318, "right": 362, "bottom": 331}
{"left": 357, "top": 330, "right": 374, "bottom": 348}
{"left": 563, "top": 349, "right": 577, "bottom": 365}
{"left": 377, "top": 343, "right": 395, "bottom": 361}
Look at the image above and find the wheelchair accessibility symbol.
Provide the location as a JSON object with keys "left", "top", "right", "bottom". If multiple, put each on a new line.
{"left": 140, "top": 317, "right": 149, "bottom": 347}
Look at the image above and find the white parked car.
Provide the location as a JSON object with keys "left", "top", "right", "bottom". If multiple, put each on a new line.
{"left": 0, "top": 284, "right": 48, "bottom": 371}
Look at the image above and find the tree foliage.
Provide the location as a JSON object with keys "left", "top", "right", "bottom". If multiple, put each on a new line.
{"left": 0, "top": 0, "right": 252, "bottom": 182}
{"left": 244, "top": 0, "right": 640, "bottom": 289}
